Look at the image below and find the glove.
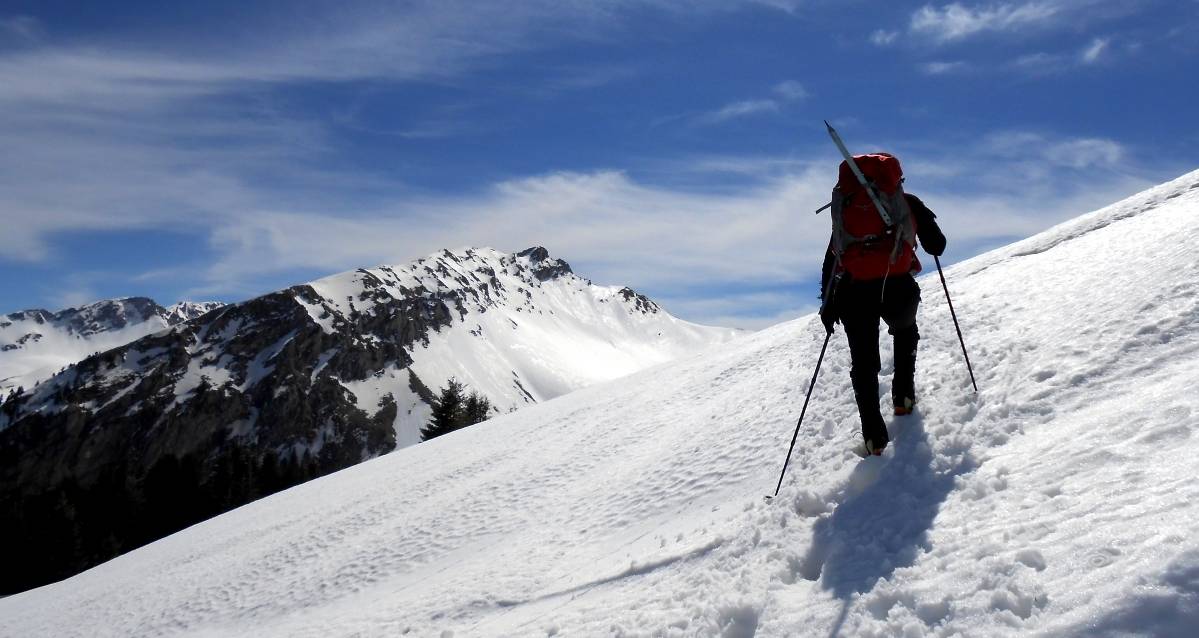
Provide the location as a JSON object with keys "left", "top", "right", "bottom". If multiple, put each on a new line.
{"left": 819, "top": 272, "right": 842, "bottom": 334}
{"left": 819, "top": 300, "right": 838, "bottom": 334}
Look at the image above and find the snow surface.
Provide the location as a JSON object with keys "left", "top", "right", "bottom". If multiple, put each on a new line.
{"left": 4, "top": 171, "right": 1199, "bottom": 637}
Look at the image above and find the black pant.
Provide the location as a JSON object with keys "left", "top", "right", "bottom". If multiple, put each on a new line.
{"left": 832, "top": 274, "right": 921, "bottom": 446}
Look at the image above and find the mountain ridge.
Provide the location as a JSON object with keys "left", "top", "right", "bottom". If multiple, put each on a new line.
{"left": 0, "top": 297, "right": 225, "bottom": 395}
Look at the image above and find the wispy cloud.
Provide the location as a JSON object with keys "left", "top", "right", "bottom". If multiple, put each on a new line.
{"left": 922, "top": 60, "right": 971, "bottom": 74}
{"left": 871, "top": 29, "right": 900, "bottom": 46}
{"left": 982, "top": 131, "right": 1124, "bottom": 166}
{"left": 194, "top": 166, "right": 838, "bottom": 298}
{"left": 1080, "top": 37, "right": 1110, "bottom": 63}
{"left": 0, "top": 15, "right": 43, "bottom": 42}
{"left": 772, "top": 80, "right": 808, "bottom": 101}
{"left": 746, "top": 0, "right": 806, "bottom": 13}
{"left": 0, "top": 1, "right": 683, "bottom": 263}
{"left": 1043, "top": 138, "right": 1124, "bottom": 168}
{"left": 1010, "top": 51, "right": 1072, "bottom": 74}
{"left": 696, "top": 99, "right": 780, "bottom": 125}
{"left": 870, "top": 1, "right": 1140, "bottom": 76}
{"left": 910, "top": 2, "right": 1062, "bottom": 43}
{"left": 693, "top": 80, "right": 807, "bottom": 126}
{"left": 999, "top": 34, "right": 1123, "bottom": 75}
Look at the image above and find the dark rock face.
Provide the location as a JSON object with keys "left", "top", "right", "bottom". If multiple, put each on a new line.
{"left": 0, "top": 247, "right": 598, "bottom": 594}
{"left": 618, "top": 287, "right": 661, "bottom": 315}
{"left": 162, "top": 301, "right": 225, "bottom": 325}
{"left": 518, "top": 245, "right": 574, "bottom": 281}
{"left": 57, "top": 297, "right": 164, "bottom": 336}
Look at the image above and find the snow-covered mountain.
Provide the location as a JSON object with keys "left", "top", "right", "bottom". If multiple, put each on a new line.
{"left": 0, "top": 297, "right": 224, "bottom": 395}
{"left": 4, "top": 170, "right": 1197, "bottom": 636}
{"left": 303, "top": 246, "right": 740, "bottom": 447}
{"left": 0, "top": 246, "right": 738, "bottom": 594}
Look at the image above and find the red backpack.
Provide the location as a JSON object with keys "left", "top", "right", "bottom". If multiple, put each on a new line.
{"left": 829, "top": 153, "right": 918, "bottom": 281}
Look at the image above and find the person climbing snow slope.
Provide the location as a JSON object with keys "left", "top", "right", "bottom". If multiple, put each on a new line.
{"left": 818, "top": 153, "right": 946, "bottom": 456}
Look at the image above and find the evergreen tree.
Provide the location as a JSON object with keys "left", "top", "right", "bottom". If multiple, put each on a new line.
{"left": 421, "top": 378, "right": 467, "bottom": 441}
{"left": 463, "top": 391, "right": 492, "bottom": 426}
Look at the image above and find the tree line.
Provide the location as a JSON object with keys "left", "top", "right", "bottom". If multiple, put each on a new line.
{"left": 0, "top": 443, "right": 325, "bottom": 595}
{"left": 1, "top": 379, "right": 496, "bottom": 594}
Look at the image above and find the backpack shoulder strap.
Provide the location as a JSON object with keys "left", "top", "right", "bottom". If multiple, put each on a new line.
{"left": 829, "top": 186, "right": 852, "bottom": 257}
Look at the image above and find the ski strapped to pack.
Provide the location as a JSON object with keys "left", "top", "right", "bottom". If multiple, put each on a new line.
{"left": 826, "top": 120, "right": 893, "bottom": 226}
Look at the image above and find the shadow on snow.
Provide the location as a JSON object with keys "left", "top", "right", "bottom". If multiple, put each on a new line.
{"left": 794, "top": 413, "right": 976, "bottom": 636}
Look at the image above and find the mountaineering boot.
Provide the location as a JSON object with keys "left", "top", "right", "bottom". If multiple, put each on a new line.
{"left": 852, "top": 436, "right": 887, "bottom": 458}
{"left": 891, "top": 323, "right": 918, "bottom": 416}
{"left": 850, "top": 367, "right": 890, "bottom": 453}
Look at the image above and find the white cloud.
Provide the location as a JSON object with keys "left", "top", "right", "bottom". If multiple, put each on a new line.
{"left": 910, "top": 2, "right": 1062, "bottom": 42}
{"left": 773, "top": 80, "right": 808, "bottom": 101}
{"left": 1007, "top": 51, "right": 1074, "bottom": 75}
{"left": 1044, "top": 138, "right": 1124, "bottom": 168}
{"left": 746, "top": 0, "right": 805, "bottom": 13}
{"left": 52, "top": 288, "right": 100, "bottom": 312}
{"left": 922, "top": 60, "right": 970, "bottom": 74}
{"left": 693, "top": 80, "right": 807, "bottom": 126}
{"left": 982, "top": 131, "right": 1126, "bottom": 167}
{"left": 694, "top": 99, "right": 779, "bottom": 125}
{"left": 1081, "top": 37, "right": 1110, "bottom": 63}
{"left": 1010, "top": 39, "right": 1121, "bottom": 75}
{"left": 871, "top": 29, "right": 900, "bottom": 46}
{"left": 196, "top": 167, "right": 836, "bottom": 296}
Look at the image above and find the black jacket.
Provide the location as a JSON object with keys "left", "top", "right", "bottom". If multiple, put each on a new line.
{"left": 820, "top": 193, "right": 946, "bottom": 299}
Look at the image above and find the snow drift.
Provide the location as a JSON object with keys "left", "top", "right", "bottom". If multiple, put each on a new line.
{"left": 3, "top": 171, "right": 1198, "bottom": 637}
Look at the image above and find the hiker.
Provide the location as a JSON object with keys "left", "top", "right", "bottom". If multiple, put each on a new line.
{"left": 818, "top": 153, "right": 946, "bottom": 456}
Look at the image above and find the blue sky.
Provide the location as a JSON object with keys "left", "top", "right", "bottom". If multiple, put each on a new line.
{"left": 1, "top": 0, "right": 1196, "bottom": 328}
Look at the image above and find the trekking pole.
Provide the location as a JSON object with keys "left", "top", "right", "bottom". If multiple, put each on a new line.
{"left": 934, "top": 255, "right": 978, "bottom": 393}
{"left": 766, "top": 331, "right": 833, "bottom": 500}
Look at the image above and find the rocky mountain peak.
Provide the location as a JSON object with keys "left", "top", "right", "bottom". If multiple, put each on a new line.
{"left": 58, "top": 297, "right": 165, "bottom": 336}
{"left": 515, "top": 246, "right": 574, "bottom": 282}
{"left": 163, "top": 301, "right": 226, "bottom": 325}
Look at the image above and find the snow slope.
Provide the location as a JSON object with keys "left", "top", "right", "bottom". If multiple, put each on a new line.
{"left": 3, "top": 171, "right": 1198, "bottom": 637}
